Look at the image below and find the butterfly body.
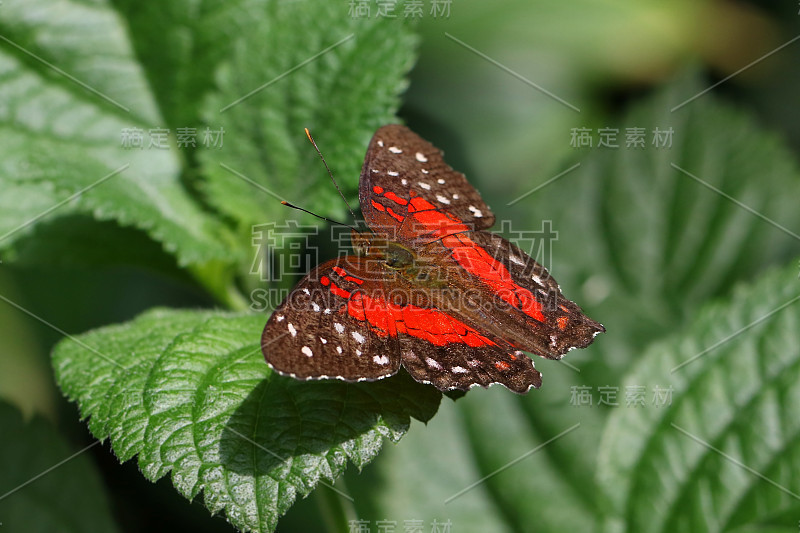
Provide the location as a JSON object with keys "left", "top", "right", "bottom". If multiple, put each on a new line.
{"left": 262, "top": 125, "right": 604, "bottom": 393}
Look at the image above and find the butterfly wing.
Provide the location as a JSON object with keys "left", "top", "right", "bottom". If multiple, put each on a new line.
{"left": 262, "top": 255, "right": 542, "bottom": 393}
{"left": 395, "top": 316, "right": 542, "bottom": 394}
{"left": 262, "top": 257, "right": 402, "bottom": 382}
{"left": 416, "top": 229, "right": 605, "bottom": 359}
{"left": 359, "top": 124, "right": 495, "bottom": 234}
{"left": 468, "top": 231, "right": 604, "bottom": 355}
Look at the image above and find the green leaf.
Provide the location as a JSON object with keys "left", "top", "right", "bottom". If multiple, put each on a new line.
{"left": 0, "top": 401, "right": 121, "bottom": 533}
{"left": 106, "top": 1, "right": 248, "bottom": 133}
{"left": 197, "top": 3, "right": 418, "bottom": 231}
{"left": 455, "top": 366, "right": 604, "bottom": 532}
{"left": 346, "top": 397, "right": 515, "bottom": 532}
{"left": 0, "top": 0, "right": 233, "bottom": 267}
{"left": 527, "top": 74, "right": 800, "bottom": 360}
{"left": 487, "top": 81, "right": 800, "bottom": 517}
{"left": 596, "top": 260, "right": 800, "bottom": 533}
{"left": 52, "top": 308, "right": 441, "bottom": 533}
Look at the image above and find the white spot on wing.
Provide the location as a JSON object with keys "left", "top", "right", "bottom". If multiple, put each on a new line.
{"left": 550, "top": 335, "right": 557, "bottom": 347}
{"left": 421, "top": 169, "right": 429, "bottom": 174}
{"left": 389, "top": 146, "right": 402, "bottom": 153}
{"left": 415, "top": 152, "right": 428, "bottom": 162}
{"left": 531, "top": 274, "right": 542, "bottom": 285}
{"left": 371, "top": 168, "right": 379, "bottom": 173}
{"left": 336, "top": 346, "right": 343, "bottom": 354}
{"left": 401, "top": 179, "right": 408, "bottom": 185}
{"left": 320, "top": 337, "right": 327, "bottom": 344}
{"left": 453, "top": 193, "right": 459, "bottom": 199}
{"left": 311, "top": 302, "right": 320, "bottom": 312}
{"left": 468, "top": 205, "right": 483, "bottom": 218}
{"left": 302, "top": 346, "right": 313, "bottom": 357}
{"left": 418, "top": 182, "right": 431, "bottom": 190}
{"left": 356, "top": 349, "right": 362, "bottom": 356}
{"left": 437, "top": 178, "right": 445, "bottom": 184}
{"left": 288, "top": 323, "right": 297, "bottom": 337}
{"left": 388, "top": 171, "right": 399, "bottom": 176}
{"left": 467, "top": 359, "right": 480, "bottom": 367}
{"left": 510, "top": 256, "right": 525, "bottom": 266}
{"left": 324, "top": 308, "right": 331, "bottom": 315}
{"left": 352, "top": 331, "right": 366, "bottom": 344}
{"left": 377, "top": 140, "right": 384, "bottom": 147}
{"left": 276, "top": 315, "right": 285, "bottom": 322}
{"left": 436, "top": 195, "right": 451, "bottom": 205}
{"left": 373, "top": 355, "right": 390, "bottom": 365}
{"left": 425, "top": 357, "right": 442, "bottom": 370}
{"left": 302, "top": 288, "right": 310, "bottom": 295}
{"left": 334, "top": 322, "right": 345, "bottom": 334}
{"left": 452, "top": 366, "right": 468, "bottom": 374}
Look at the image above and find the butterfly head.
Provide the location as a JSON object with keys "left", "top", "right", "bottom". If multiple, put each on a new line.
{"left": 350, "top": 229, "right": 374, "bottom": 257}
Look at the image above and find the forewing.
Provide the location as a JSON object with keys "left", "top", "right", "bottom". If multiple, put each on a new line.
{"left": 359, "top": 124, "right": 495, "bottom": 233}
{"left": 262, "top": 257, "right": 402, "bottom": 382}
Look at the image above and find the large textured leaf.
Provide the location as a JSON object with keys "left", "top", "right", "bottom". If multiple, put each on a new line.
{"left": 523, "top": 75, "right": 800, "bottom": 366}
{"left": 484, "top": 78, "right": 800, "bottom": 527}
{"left": 107, "top": 0, "right": 249, "bottom": 133}
{"left": 52, "top": 308, "right": 441, "bottom": 533}
{"left": 596, "top": 261, "right": 800, "bottom": 533}
{"left": 0, "top": 401, "right": 121, "bottom": 533}
{"left": 0, "top": 0, "right": 232, "bottom": 267}
{"left": 197, "top": 1, "right": 418, "bottom": 231}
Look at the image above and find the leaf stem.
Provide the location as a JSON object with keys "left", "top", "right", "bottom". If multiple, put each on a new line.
{"left": 188, "top": 261, "right": 250, "bottom": 311}
{"left": 314, "top": 478, "right": 358, "bottom": 533}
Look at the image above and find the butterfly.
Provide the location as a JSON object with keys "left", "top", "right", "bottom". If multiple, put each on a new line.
{"left": 261, "top": 125, "right": 604, "bottom": 393}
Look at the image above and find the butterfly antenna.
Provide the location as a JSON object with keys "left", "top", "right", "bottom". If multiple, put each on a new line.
{"left": 281, "top": 201, "right": 357, "bottom": 231}
{"left": 305, "top": 128, "right": 359, "bottom": 224}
